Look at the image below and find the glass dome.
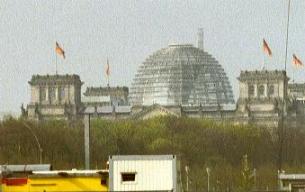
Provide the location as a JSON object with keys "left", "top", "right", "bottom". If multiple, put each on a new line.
{"left": 129, "top": 44, "right": 235, "bottom": 108}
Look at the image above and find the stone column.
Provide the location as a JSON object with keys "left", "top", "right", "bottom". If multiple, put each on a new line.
{"left": 68, "top": 85, "right": 71, "bottom": 104}
{"left": 46, "top": 86, "right": 49, "bottom": 103}
{"left": 38, "top": 86, "right": 42, "bottom": 104}
{"left": 254, "top": 84, "right": 257, "bottom": 97}
{"left": 55, "top": 87, "right": 59, "bottom": 103}
{"left": 54, "top": 87, "right": 58, "bottom": 102}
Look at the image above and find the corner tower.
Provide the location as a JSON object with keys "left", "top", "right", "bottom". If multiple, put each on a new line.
{"left": 26, "top": 74, "right": 83, "bottom": 120}
{"left": 236, "top": 70, "right": 289, "bottom": 124}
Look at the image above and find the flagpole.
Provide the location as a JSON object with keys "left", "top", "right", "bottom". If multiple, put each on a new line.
{"left": 284, "top": 0, "right": 291, "bottom": 71}
{"left": 262, "top": 54, "right": 266, "bottom": 70}
{"left": 106, "top": 59, "right": 110, "bottom": 106}
{"left": 56, "top": 55, "right": 58, "bottom": 75}
{"left": 261, "top": 52, "right": 264, "bottom": 70}
{"left": 107, "top": 76, "right": 109, "bottom": 87}
{"left": 292, "top": 66, "right": 295, "bottom": 82}
{"left": 278, "top": 0, "right": 291, "bottom": 174}
{"left": 106, "top": 58, "right": 110, "bottom": 87}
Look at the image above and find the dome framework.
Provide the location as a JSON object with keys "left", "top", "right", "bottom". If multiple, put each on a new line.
{"left": 130, "top": 44, "right": 235, "bottom": 109}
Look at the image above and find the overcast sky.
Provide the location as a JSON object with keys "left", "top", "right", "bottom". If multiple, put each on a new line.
{"left": 0, "top": 0, "right": 304, "bottom": 114}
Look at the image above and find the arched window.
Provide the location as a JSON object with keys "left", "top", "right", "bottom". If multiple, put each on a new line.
{"left": 248, "top": 85, "right": 255, "bottom": 96}
{"left": 258, "top": 85, "right": 265, "bottom": 97}
{"left": 268, "top": 85, "right": 275, "bottom": 96}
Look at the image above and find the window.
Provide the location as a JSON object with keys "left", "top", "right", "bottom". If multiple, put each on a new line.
{"left": 248, "top": 85, "right": 254, "bottom": 96}
{"left": 40, "top": 88, "right": 46, "bottom": 101}
{"left": 101, "top": 179, "right": 107, "bottom": 185}
{"left": 60, "top": 87, "right": 65, "bottom": 100}
{"left": 268, "top": 85, "right": 274, "bottom": 96}
{"left": 258, "top": 85, "right": 265, "bottom": 97}
{"left": 121, "top": 173, "right": 136, "bottom": 182}
{"left": 49, "top": 87, "right": 56, "bottom": 101}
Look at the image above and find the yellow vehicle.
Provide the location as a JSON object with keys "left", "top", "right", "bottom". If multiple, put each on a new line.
{"left": 1, "top": 164, "right": 52, "bottom": 192}
{"left": 1, "top": 169, "right": 108, "bottom": 192}
{"left": 2, "top": 177, "right": 29, "bottom": 192}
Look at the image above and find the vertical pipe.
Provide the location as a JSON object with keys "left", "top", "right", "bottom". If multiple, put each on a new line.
{"left": 84, "top": 114, "right": 90, "bottom": 169}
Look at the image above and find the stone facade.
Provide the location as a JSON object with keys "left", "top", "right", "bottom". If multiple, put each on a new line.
{"left": 238, "top": 70, "right": 288, "bottom": 100}
{"left": 235, "top": 70, "right": 290, "bottom": 126}
{"left": 127, "top": 70, "right": 300, "bottom": 128}
{"left": 24, "top": 70, "right": 305, "bottom": 128}
{"left": 26, "top": 74, "right": 83, "bottom": 120}
{"left": 82, "top": 86, "right": 129, "bottom": 107}
{"left": 288, "top": 83, "right": 305, "bottom": 102}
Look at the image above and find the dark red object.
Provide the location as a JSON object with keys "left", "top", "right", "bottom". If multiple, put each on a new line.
{"left": 2, "top": 178, "right": 28, "bottom": 185}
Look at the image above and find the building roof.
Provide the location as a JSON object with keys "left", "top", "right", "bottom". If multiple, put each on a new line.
{"left": 30, "top": 169, "right": 108, "bottom": 178}
{"left": 109, "top": 155, "right": 176, "bottom": 161}
{"left": 279, "top": 173, "right": 305, "bottom": 180}
{"left": 84, "top": 86, "right": 129, "bottom": 96}
{"left": 82, "top": 105, "right": 131, "bottom": 114}
{"left": 115, "top": 106, "right": 132, "bottom": 113}
{"left": 129, "top": 44, "right": 235, "bottom": 108}
{"left": 97, "top": 106, "right": 114, "bottom": 113}
{"left": 82, "top": 96, "right": 111, "bottom": 103}
{"left": 288, "top": 83, "right": 305, "bottom": 90}
{"left": 29, "top": 74, "right": 82, "bottom": 85}
{"left": 0, "top": 164, "right": 52, "bottom": 174}
{"left": 238, "top": 70, "right": 288, "bottom": 82}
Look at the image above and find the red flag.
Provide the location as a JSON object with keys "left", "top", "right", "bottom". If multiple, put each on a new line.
{"left": 106, "top": 59, "right": 110, "bottom": 76}
{"left": 55, "top": 42, "right": 65, "bottom": 59}
{"left": 293, "top": 54, "right": 303, "bottom": 67}
{"left": 263, "top": 39, "right": 272, "bottom": 57}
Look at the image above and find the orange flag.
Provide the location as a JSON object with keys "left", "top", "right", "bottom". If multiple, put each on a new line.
{"left": 55, "top": 42, "right": 65, "bottom": 59}
{"left": 293, "top": 54, "right": 303, "bottom": 67}
{"left": 106, "top": 59, "right": 110, "bottom": 76}
{"left": 263, "top": 39, "right": 272, "bottom": 57}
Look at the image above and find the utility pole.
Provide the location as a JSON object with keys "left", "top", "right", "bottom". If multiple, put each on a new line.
{"left": 84, "top": 114, "right": 90, "bottom": 169}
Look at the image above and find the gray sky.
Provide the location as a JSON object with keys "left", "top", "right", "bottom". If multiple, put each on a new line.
{"left": 0, "top": 0, "right": 304, "bottom": 114}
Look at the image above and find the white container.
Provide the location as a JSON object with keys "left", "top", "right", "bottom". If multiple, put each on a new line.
{"left": 109, "top": 155, "right": 181, "bottom": 192}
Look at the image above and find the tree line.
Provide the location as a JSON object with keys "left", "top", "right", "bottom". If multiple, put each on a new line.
{"left": 1, "top": 116, "right": 305, "bottom": 191}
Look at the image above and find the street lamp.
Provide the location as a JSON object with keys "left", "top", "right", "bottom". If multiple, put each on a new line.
{"left": 185, "top": 165, "right": 190, "bottom": 192}
{"left": 23, "top": 122, "right": 43, "bottom": 164}
{"left": 206, "top": 167, "right": 210, "bottom": 192}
